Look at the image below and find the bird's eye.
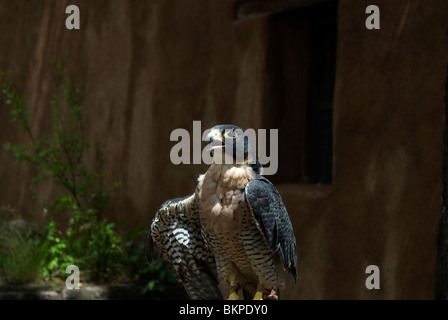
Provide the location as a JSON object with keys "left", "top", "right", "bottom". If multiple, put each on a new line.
{"left": 223, "top": 130, "right": 237, "bottom": 139}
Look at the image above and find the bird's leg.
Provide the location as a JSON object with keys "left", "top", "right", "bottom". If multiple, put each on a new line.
{"left": 253, "top": 284, "right": 266, "bottom": 300}
{"left": 228, "top": 280, "right": 240, "bottom": 300}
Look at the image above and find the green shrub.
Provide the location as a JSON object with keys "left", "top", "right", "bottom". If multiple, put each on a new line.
{"left": 0, "top": 58, "right": 178, "bottom": 295}
{"left": 0, "top": 58, "right": 124, "bottom": 282}
{"left": 0, "top": 222, "right": 41, "bottom": 284}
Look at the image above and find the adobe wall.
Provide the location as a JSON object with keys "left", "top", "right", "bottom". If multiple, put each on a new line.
{"left": 0, "top": 0, "right": 446, "bottom": 299}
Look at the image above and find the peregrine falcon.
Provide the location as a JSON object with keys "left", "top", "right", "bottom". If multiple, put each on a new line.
{"left": 147, "top": 124, "right": 298, "bottom": 300}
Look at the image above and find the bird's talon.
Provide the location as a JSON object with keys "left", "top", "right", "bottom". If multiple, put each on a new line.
{"left": 227, "top": 281, "right": 240, "bottom": 300}
{"left": 228, "top": 291, "right": 240, "bottom": 300}
{"left": 253, "top": 291, "right": 263, "bottom": 300}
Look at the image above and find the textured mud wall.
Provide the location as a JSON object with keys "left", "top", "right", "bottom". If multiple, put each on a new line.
{"left": 0, "top": 0, "right": 267, "bottom": 225}
{"left": 0, "top": 0, "right": 447, "bottom": 299}
{"left": 314, "top": 0, "right": 446, "bottom": 299}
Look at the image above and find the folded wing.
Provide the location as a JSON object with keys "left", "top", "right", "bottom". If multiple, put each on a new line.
{"left": 245, "top": 175, "right": 298, "bottom": 281}
{"left": 147, "top": 192, "right": 223, "bottom": 300}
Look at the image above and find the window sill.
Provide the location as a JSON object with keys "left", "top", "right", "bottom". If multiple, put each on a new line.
{"left": 274, "top": 183, "right": 334, "bottom": 199}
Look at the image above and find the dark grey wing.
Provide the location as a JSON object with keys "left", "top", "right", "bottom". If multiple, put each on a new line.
{"left": 245, "top": 175, "right": 298, "bottom": 281}
{"left": 148, "top": 192, "right": 222, "bottom": 300}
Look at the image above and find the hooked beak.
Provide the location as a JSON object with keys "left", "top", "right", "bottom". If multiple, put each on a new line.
{"left": 204, "top": 130, "right": 225, "bottom": 152}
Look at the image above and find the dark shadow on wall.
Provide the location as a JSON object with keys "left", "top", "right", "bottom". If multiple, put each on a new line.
{"left": 435, "top": 63, "right": 448, "bottom": 300}
{"left": 262, "top": 1, "right": 337, "bottom": 184}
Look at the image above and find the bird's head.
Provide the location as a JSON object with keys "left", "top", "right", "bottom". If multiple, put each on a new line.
{"left": 204, "top": 124, "right": 262, "bottom": 174}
